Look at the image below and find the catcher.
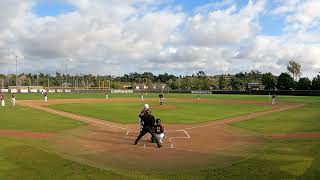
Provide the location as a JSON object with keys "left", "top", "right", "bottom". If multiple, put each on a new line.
{"left": 151, "top": 118, "right": 165, "bottom": 143}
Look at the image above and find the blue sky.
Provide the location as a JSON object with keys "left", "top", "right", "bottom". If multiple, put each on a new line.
{"left": 33, "top": 0, "right": 284, "bottom": 36}
{"left": 33, "top": 1, "right": 75, "bottom": 17}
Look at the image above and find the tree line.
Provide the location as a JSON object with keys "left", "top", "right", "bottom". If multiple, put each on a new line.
{"left": 0, "top": 61, "right": 320, "bottom": 90}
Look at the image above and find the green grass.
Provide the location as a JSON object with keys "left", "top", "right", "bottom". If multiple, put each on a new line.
{"left": 0, "top": 138, "right": 127, "bottom": 180}
{"left": 198, "top": 139, "right": 320, "bottom": 180}
{"left": 1, "top": 93, "right": 320, "bottom": 179}
{"left": 49, "top": 101, "right": 271, "bottom": 124}
{"left": 232, "top": 98, "right": 320, "bottom": 134}
{"left": 0, "top": 105, "right": 85, "bottom": 132}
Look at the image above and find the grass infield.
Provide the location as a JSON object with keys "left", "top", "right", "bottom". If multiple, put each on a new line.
{"left": 49, "top": 101, "right": 271, "bottom": 124}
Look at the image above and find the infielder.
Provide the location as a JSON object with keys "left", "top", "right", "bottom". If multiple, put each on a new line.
{"left": 11, "top": 93, "right": 16, "bottom": 106}
{"left": 0, "top": 93, "right": 5, "bottom": 107}
{"left": 272, "top": 94, "right": 277, "bottom": 105}
{"left": 159, "top": 93, "right": 164, "bottom": 105}
{"left": 44, "top": 92, "right": 48, "bottom": 103}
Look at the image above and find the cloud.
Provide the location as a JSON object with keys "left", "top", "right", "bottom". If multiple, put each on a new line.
{"left": 0, "top": 0, "right": 319, "bottom": 78}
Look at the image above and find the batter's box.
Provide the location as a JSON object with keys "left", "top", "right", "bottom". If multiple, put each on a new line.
{"left": 130, "top": 130, "right": 191, "bottom": 149}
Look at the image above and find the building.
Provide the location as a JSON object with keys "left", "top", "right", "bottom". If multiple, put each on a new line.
{"left": 247, "top": 83, "right": 264, "bottom": 90}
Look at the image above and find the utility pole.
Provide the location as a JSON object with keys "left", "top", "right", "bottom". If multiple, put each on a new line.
{"left": 15, "top": 55, "right": 18, "bottom": 87}
{"left": 65, "top": 63, "right": 68, "bottom": 84}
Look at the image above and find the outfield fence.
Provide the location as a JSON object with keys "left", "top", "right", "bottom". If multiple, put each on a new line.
{"left": 1, "top": 88, "right": 320, "bottom": 96}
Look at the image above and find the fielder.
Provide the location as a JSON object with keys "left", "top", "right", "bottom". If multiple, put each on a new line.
{"left": 272, "top": 94, "right": 277, "bottom": 105}
{"left": 0, "top": 93, "right": 5, "bottom": 107}
{"left": 106, "top": 93, "right": 109, "bottom": 99}
{"left": 159, "top": 93, "right": 164, "bottom": 105}
{"left": 11, "top": 93, "right": 16, "bottom": 106}
{"left": 141, "top": 94, "right": 144, "bottom": 101}
{"left": 44, "top": 92, "right": 48, "bottom": 103}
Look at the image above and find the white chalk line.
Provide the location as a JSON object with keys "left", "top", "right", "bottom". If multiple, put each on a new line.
{"left": 20, "top": 102, "right": 132, "bottom": 131}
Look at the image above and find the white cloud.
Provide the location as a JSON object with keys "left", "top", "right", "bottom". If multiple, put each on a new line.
{"left": 0, "top": 0, "right": 319, "bottom": 78}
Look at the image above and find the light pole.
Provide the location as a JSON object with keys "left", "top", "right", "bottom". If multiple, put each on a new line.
{"left": 15, "top": 55, "right": 18, "bottom": 87}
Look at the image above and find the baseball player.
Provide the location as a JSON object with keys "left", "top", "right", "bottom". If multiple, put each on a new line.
{"left": 0, "top": 93, "right": 5, "bottom": 107}
{"left": 44, "top": 92, "right": 48, "bottom": 103}
{"left": 151, "top": 118, "right": 165, "bottom": 143}
{"left": 106, "top": 93, "right": 109, "bottom": 99}
{"left": 197, "top": 94, "right": 200, "bottom": 100}
{"left": 159, "top": 93, "right": 164, "bottom": 105}
{"left": 272, "top": 94, "right": 277, "bottom": 105}
{"left": 141, "top": 94, "right": 144, "bottom": 101}
{"left": 134, "top": 111, "right": 162, "bottom": 148}
{"left": 11, "top": 93, "right": 16, "bottom": 106}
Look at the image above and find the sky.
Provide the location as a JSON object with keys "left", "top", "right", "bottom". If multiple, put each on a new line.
{"left": 0, "top": 0, "right": 319, "bottom": 77}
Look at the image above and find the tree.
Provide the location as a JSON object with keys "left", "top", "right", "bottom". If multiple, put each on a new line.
{"left": 261, "top": 73, "right": 276, "bottom": 90}
{"left": 296, "top": 77, "right": 311, "bottom": 90}
{"left": 312, "top": 75, "right": 320, "bottom": 90}
{"left": 287, "top": 60, "right": 302, "bottom": 81}
{"left": 218, "top": 75, "right": 228, "bottom": 90}
{"left": 196, "top": 71, "right": 206, "bottom": 78}
{"left": 277, "top": 73, "right": 294, "bottom": 90}
{"left": 230, "top": 77, "right": 242, "bottom": 90}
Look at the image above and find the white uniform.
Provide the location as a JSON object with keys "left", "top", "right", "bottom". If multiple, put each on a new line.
{"left": 141, "top": 95, "right": 144, "bottom": 101}
{"left": 12, "top": 97, "right": 16, "bottom": 106}
{"left": 44, "top": 95, "right": 48, "bottom": 102}
{"left": 106, "top": 94, "right": 109, "bottom": 99}
{"left": 1, "top": 99, "right": 5, "bottom": 107}
{"left": 156, "top": 133, "right": 165, "bottom": 143}
{"left": 272, "top": 95, "right": 276, "bottom": 105}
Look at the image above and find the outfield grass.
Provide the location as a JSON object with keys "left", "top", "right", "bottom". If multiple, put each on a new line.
{"left": 232, "top": 97, "right": 320, "bottom": 134}
{"left": 0, "top": 105, "right": 85, "bottom": 132}
{"left": 0, "top": 138, "right": 127, "bottom": 180}
{"left": 49, "top": 101, "right": 271, "bottom": 124}
{"left": 199, "top": 139, "right": 320, "bottom": 180}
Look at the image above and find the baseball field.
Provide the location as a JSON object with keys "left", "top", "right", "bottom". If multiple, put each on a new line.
{"left": 1, "top": 93, "right": 320, "bottom": 179}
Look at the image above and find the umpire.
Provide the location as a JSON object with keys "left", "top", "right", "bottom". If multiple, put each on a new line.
{"left": 134, "top": 112, "right": 162, "bottom": 148}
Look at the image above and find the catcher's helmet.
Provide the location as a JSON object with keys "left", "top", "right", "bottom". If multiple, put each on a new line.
{"left": 156, "top": 118, "right": 161, "bottom": 124}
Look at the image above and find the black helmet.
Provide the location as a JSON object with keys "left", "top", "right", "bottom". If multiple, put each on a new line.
{"left": 156, "top": 118, "right": 161, "bottom": 124}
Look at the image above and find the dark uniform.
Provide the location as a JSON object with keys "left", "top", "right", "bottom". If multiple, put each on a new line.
{"left": 134, "top": 113, "right": 162, "bottom": 148}
{"left": 159, "top": 94, "right": 164, "bottom": 105}
{"left": 151, "top": 120, "right": 165, "bottom": 143}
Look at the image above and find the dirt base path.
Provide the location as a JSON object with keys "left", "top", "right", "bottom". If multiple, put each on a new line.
{"left": 0, "top": 129, "right": 55, "bottom": 139}
{"left": 267, "top": 132, "right": 320, "bottom": 139}
{"left": 17, "top": 98, "right": 304, "bottom": 170}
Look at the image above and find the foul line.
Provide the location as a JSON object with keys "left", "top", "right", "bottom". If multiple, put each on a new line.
{"left": 19, "top": 102, "right": 131, "bottom": 131}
